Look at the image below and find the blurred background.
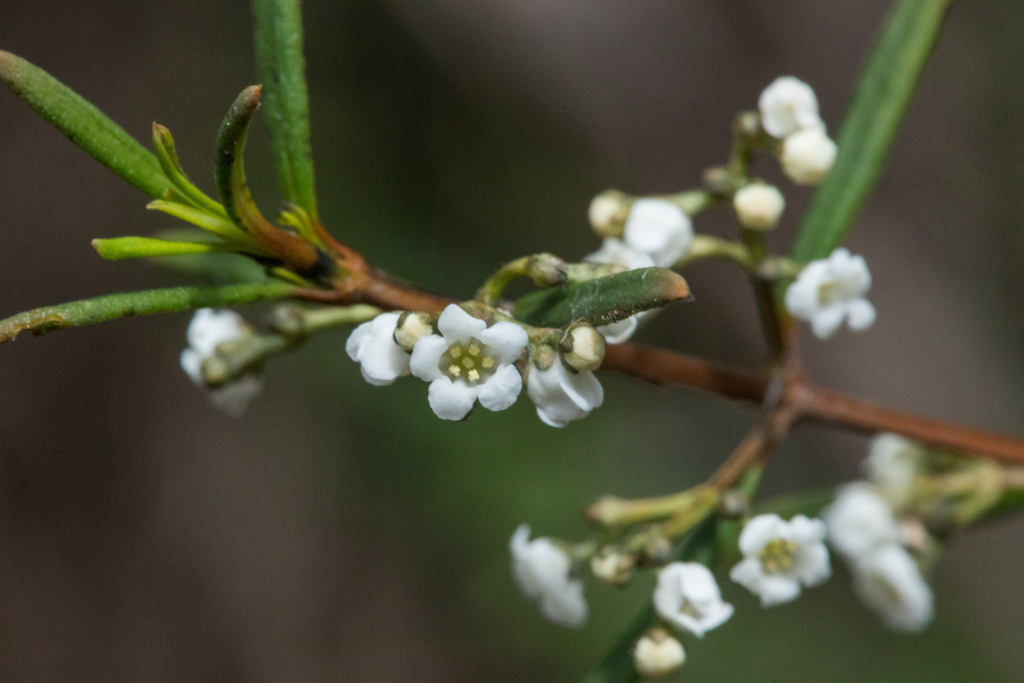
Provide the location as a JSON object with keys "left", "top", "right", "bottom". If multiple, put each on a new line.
{"left": 1, "top": 1, "right": 1023, "bottom": 680}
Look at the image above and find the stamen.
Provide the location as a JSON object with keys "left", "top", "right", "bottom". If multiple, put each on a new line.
{"left": 450, "top": 347, "right": 462, "bottom": 359}
{"left": 468, "top": 369, "right": 480, "bottom": 382}
{"left": 463, "top": 358, "right": 475, "bottom": 369}
{"left": 468, "top": 344, "right": 480, "bottom": 356}
{"left": 481, "top": 356, "right": 495, "bottom": 368}
{"left": 449, "top": 364, "right": 461, "bottom": 377}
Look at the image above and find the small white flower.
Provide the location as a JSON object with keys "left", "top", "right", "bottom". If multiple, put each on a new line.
{"left": 180, "top": 308, "right": 262, "bottom": 417}
{"left": 825, "top": 482, "right": 901, "bottom": 562}
{"left": 733, "top": 183, "right": 785, "bottom": 230}
{"left": 510, "top": 525, "right": 588, "bottom": 628}
{"left": 729, "top": 514, "right": 831, "bottom": 607}
{"left": 784, "top": 247, "right": 876, "bottom": 339}
{"left": 852, "top": 544, "right": 934, "bottom": 632}
{"left": 346, "top": 312, "right": 411, "bottom": 386}
{"left": 653, "top": 562, "right": 734, "bottom": 638}
{"left": 410, "top": 305, "right": 527, "bottom": 420}
{"left": 779, "top": 127, "right": 837, "bottom": 185}
{"left": 863, "top": 433, "right": 923, "bottom": 508}
{"left": 622, "top": 198, "right": 694, "bottom": 267}
{"left": 526, "top": 352, "right": 604, "bottom": 428}
{"left": 583, "top": 239, "right": 656, "bottom": 344}
{"left": 758, "top": 76, "right": 824, "bottom": 138}
{"left": 633, "top": 628, "right": 686, "bottom": 678}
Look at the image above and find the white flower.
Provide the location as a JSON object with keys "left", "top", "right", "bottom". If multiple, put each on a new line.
{"left": 758, "top": 76, "right": 824, "bottom": 138}
{"left": 510, "top": 525, "right": 588, "bottom": 628}
{"left": 825, "top": 482, "right": 901, "bottom": 562}
{"left": 863, "top": 433, "right": 923, "bottom": 508}
{"left": 526, "top": 352, "right": 603, "bottom": 427}
{"left": 622, "top": 198, "right": 694, "bottom": 267}
{"left": 784, "top": 247, "right": 876, "bottom": 339}
{"left": 729, "top": 514, "right": 831, "bottom": 607}
{"left": 633, "top": 628, "right": 685, "bottom": 678}
{"left": 410, "top": 304, "right": 527, "bottom": 420}
{"left": 653, "top": 562, "right": 734, "bottom": 638}
{"left": 779, "top": 127, "right": 837, "bottom": 185}
{"left": 180, "top": 308, "right": 262, "bottom": 417}
{"left": 583, "top": 239, "right": 656, "bottom": 344}
{"left": 733, "top": 183, "right": 785, "bottom": 230}
{"left": 346, "top": 312, "right": 411, "bottom": 386}
{"left": 852, "top": 544, "right": 934, "bottom": 632}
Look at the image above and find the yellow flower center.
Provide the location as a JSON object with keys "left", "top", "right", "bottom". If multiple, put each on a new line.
{"left": 759, "top": 538, "right": 798, "bottom": 575}
{"left": 441, "top": 339, "right": 496, "bottom": 385}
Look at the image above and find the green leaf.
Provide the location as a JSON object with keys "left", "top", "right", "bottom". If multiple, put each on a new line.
{"left": 253, "top": 0, "right": 318, "bottom": 218}
{"left": 0, "top": 50, "right": 173, "bottom": 199}
{"left": 582, "top": 518, "right": 717, "bottom": 683}
{"left": 147, "top": 199, "right": 264, "bottom": 251}
{"left": 91, "top": 237, "right": 234, "bottom": 261}
{"left": 0, "top": 282, "right": 295, "bottom": 345}
{"left": 151, "top": 123, "right": 228, "bottom": 216}
{"left": 513, "top": 267, "right": 691, "bottom": 329}
{"left": 789, "top": 0, "right": 956, "bottom": 261}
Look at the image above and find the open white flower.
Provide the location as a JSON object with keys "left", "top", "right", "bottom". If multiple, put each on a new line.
{"left": 852, "top": 544, "right": 934, "bottom": 632}
{"left": 410, "top": 304, "right": 527, "bottom": 420}
{"left": 346, "top": 312, "right": 411, "bottom": 386}
{"left": 779, "top": 127, "right": 837, "bottom": 185}
{"left": 526, "top": 350, "right": 603, "bottom": 427}
{"left": 510, "top": 525, "right": 588, "bottom": 628}
{"left": 633, "top": 628, "right": 686, "bottom": 678}
{"left": 863, "top": 433, "right": 924, "bottom": 509}
{"left": 583, "top": 236, "right": 657, "bottom": 345}
{"left": 730, "top": 514, "right": 831, "bottom": 607}
{"left": 180, "top": 308, "right": 262, "bottom": 417}
{"left": 622, "top": 198, "right": 694, "bottom": 267}
{"left": 825, "top": 482, "right": 901, "bottom": 562}
{"left": 758, "top": 76, "right": 824, "bottom": 138}
{"left": 785, "top": 248, "right": 876, "bottom": 339}
{"left": 653, "top": 562, "right": 734, "bottom": 638}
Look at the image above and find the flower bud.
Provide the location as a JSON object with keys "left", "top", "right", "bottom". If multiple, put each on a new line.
{"left": 588, "top": 190, "right": 631, "bottom": 238}
{"left": 779, "top": 128, "right": 837, "bottom": 185}
{"left": 559, "top": 322, "right": 605, "bottom": 373}
{"left": 633, "top": 628, "right": 685, "bottom": 678}
{"left": 590, "top": 547, "right": 635, "bottom": 587}
{"left": 393, "top": 311, "right": 434, "bottom": 352}
{"left": 528, "top": 253, "right": 569, "bottom": 287}
{"left": 733, "top": 182, "right": 785, "bottom": 230}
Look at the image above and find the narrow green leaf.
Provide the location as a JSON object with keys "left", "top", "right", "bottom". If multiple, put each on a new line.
{"left": 253, "top": 0, "right": 318, "bottom": 218}
{"left": 147, "top": 200, "right": 266, "bottom": 252}
{"left": 513, "top": 268, "right": 691, "bottom": 329}
{"left": 0, "top": 282, "right": 295, "bottom": 345}
{"left": 91, "top": 237, "right": 234, "bottom": 261}
{"left": 582, "top": 519, "right": 717, "bottom": 683}
{"left": 790, "top": 0, "right": 956, "bottom": 261}
{"left": 152, "top": 123, "right": 228, "bottom": 216}
{"left": 0, "top": 50, "right": 172, "bottom": 199}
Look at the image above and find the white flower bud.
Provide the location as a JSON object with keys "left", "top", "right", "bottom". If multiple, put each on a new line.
{"left": 590, "top": 547, "right": 634, "bottom": 587}
{"left": 588, "top": 190, "right": 631, "bottom": 238}
{"left": 633, "top": 628, "right": 685, "bottom": 678}
{"left": 393, "top": 311, "right": 434, "bottom": 353}
{"left": 779, "top": 128, "right": 837, "bottom": 185}
{"left": 560, "top": 322, "right": 606, "bottom": 373}
{"left": 733, "top": 183, "right": 785, "bottom": 230}
{"left": 758, "top": 76, "right": 823, "bottom": 138}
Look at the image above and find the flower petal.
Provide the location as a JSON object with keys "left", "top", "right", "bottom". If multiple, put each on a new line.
{"left": 810, "top": 305, "right": 846, "bottom": 339}
{"left": 427, "top": 377, "right": 479, "bottom": 420}
{"left": 561, "top": 369, "right": 604, "bottom": 411}
{"left": 477, "top": 364, "right": 523, "bottom": 412}
{"left": 757, "top": 576, "right": 802, "bottom": 607}
{"left": 846, "top": 298, "right": 877, "bottom": 331}
{"left": 598, "top": 317, "right": 639, "bottom": 345}
{"left": 738, "top": 514, "right": 785, "bottom": 556}
{"left": 409, "top": 334, "right": 449, "bottom": 381}
{"left": 728, "top": 558, "right": 764, "bottom": 593}
{"left": 180, "top": 348, "right": 204, "bottom": 385}
{"left": 477, "top": 321, "right": 528, "bottom": 363}
{"left": 797, "top": 543, "right": 832, "bottom": 587}
{"left": 437, "top": 304, "right": 486, "bottom": 343}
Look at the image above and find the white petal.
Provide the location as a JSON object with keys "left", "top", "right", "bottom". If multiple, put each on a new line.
{"left": 852, "top": 545, "right": 933, "bottom": 632}
{"left": 598, "top": 317, "right": 639, "bottom": 344}
{"left": 729, "top": 557, "right": 764, "bottom": 593}
{"left": 757, "top": 576, "right": 803, "bottom": 607}
{"left": 539, "top": 579, "right": 588, "bottom": 629}
{"left": 427, "top": 377, "right": 479, "bottom": 420}
{"left": 477, "top": 321, "right": 528, "bottom": 363}
{"left": 623, "top": 199, "right": 694, "bottom": 266}
{"left": 810, "top": 306, "right": 846, "bottom": 339}
{"left": 585, "top": 238, "right": 656, "bottom": 271}
{"left": 560, "top": 369, "right": 604, "bottom": 411}
{"left": 180, "top": 348, "right": 204, "bottom": 385}
{"left": 797, "top": 543, "right": 832, "bottom": 587}
{"left": 345, "top": 320, "right": 372, "bottom": 362}
{"left": 787, "top": 515, "right": 827, "bottom": 545}
{"left": 409, "top": 334, "right": 449, "bottom": 381}
{"left": 846, "top": 298, "right": 877, "bottom": 331}
{"left": 355, "top": 314, "right": 410, "bottom": 384}
{"left": 477, "top": 364, "right": 523, "bottom": 412}
{"left": 437, "top": 304, "right": 486, "bottom": 343}
{"left": 738, "top": 514, "right": 786, "bottom": 556}
{"left": 758, "top": 76, "right": 822, "bottom": 138}
{"left": 361, "top": 366, "right": 395, "bottom": 387}
{"left": 825, "top": 482, "right": 900, "bottom": 560}
{"left": 526, "top": 362, "right": 591, "bottom": 427}
{"left": 186, "top": 308, "right": 246, "bottom": 356}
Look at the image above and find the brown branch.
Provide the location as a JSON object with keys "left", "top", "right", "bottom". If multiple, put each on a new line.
{"left": 708, "top": 405, "right": 798, "bottom": 490}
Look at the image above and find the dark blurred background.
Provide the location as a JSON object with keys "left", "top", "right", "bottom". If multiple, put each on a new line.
{"left": 0, "top": 1, "right": 1022, "bottom": 681}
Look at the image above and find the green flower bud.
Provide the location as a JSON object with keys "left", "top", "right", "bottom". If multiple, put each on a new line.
{"left": 559, "top": 321, "right": 605, "bottom": 373}
{"left": 590, "top": 547, "right": 635, "bottom": 587}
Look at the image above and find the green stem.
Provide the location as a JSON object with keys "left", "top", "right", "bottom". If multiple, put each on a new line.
{"left": 475, "top": 254, "right": 567, "bottom": 306}
{"left": 0, "top": 282, "right": 296, "bottom": 345}
{"left": 741, "top": 228, "right": 788, "bottom": 359}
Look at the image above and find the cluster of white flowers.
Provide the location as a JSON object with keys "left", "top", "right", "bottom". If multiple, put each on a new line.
{"left": 758, "top": 76, "right": 837, "bottom": 185}
{"left": 785, "top": 247, "right": 876, "bottom": 339}
{"left": 729, "top": 513, "right": 831, "bottom": 606}
{"left": 346, "top": 304, "right": 604, "bottom": 426}
{"left": 824, "top": 435, "right": 935, "bottom": 632}
{"left": 180, "top": 308, "right": 263, "bottom": 417}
